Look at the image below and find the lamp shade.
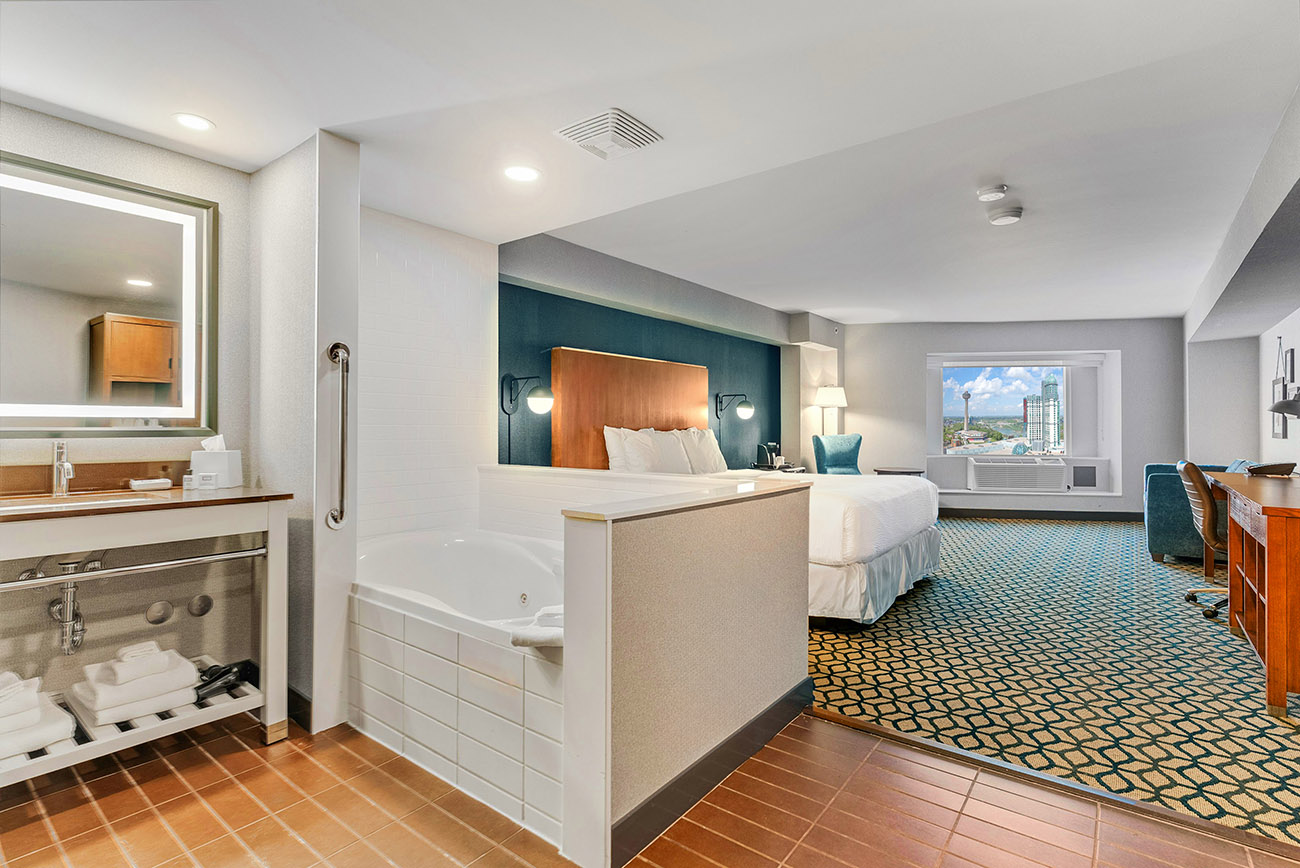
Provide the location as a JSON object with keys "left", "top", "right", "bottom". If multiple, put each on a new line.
{"left": 814, "top": 386, "right": 848, "bottom": 408}
{"left": 526, "top": 386, "right": 554, "bottom": 414}
{"left": 736, "top": 400, "right": 755, "bottom": 420}
{"left": 1269, "top": 398, "right": 1300, "bottom": 418}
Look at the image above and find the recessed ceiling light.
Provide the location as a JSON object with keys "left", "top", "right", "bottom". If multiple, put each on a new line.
{"left": 977, "top": 184, "right": 1008, "bottom": 202}
{"left": 173, "top": 113, "right": 214, "bottom": 132}
{"left": 988, "top": 207, "right": 1023, "bottom": 226}
{"left": 504, "top": 166, "right": 540, "bottom": 182}
{"left": 126, "top": 278, "right": 153, "bottom": 287}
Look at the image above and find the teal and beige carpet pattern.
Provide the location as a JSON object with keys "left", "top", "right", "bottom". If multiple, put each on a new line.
{"left": 810, "top": 518, "right": 1300, "bottom": 845}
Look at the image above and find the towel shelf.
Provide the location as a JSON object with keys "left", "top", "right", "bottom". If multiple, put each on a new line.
{"left": 0, "top": 655, "right": 263, "bottom": 788}
{"left": 1, "top": 546, "right": 268, "bottom": 594}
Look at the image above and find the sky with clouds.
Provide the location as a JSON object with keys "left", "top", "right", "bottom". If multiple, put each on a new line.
{"left": 942, "top": 366, "right": 1063, "bottom": 416}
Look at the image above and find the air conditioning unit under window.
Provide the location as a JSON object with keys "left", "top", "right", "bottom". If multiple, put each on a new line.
{"left": 967, "top": 457, "right": 1067, "bottom": 492}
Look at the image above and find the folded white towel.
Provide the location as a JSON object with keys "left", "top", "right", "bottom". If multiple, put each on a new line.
{"left": 96, "top": 653, "right": 170, "bottom": 685}
{"left": 0, "top": 705, "right": 41, "bottom": 735}
{"left": 78, "top": 651, "right": 197, "bottom": 709}
{"left": 0, "top": 672, "right": 20, "bottom": 700}
{"left": 0, "top": 694, "right": 75, "bottom": 761}
{"left": 509, "top": 625, "right": 564, "bottom": 648}
{"left": 534, "top": 605, "right": 564, "bottom": 628}
{"left": 118, "top": 641, "right": 161, "bottom": 661}
{"left": 66, "top": 684, "right": 196, "bottom": 728}
{"left": 0, "top": 678, "right": 40, "bottom": 717}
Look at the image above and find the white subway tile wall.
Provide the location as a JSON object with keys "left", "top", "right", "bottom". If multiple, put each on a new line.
{"left": 358, "top": 208, "right": 498, "bottom": 540}
{"left": 347, "top": 597, "right": 564, "bottom": 844}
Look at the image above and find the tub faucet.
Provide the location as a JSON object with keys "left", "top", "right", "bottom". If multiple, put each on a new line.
{"left": 52, "top": 440, "right": 75, "bottom": 496}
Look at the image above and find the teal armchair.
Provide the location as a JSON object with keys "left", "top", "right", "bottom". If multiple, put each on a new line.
{"left": 1144, "top": 462, "right": 1231, "bottom": 562}
{"left": 813, "top": 434, "right": 862, "bottom": 475}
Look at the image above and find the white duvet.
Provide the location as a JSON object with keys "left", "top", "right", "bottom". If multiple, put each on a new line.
{"left": 710, "top": 470, "right": 939, "bottom": 565}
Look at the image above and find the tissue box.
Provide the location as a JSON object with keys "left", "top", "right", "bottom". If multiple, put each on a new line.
{"left": 189, "top": 450, "right": 243, "bottom": 489}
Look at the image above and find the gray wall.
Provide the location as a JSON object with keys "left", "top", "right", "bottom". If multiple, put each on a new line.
{"left": 843, "top": 318, "right": 1185, "bottom": 513}
{"left": 0, "top": 101, "right": 251, "bottom": 468}
{"left": 1185, "top": 338, "right": 1259, "bottom": 463}
{"left": 1260, "top": 306, "right": 1300, "bottom": 464}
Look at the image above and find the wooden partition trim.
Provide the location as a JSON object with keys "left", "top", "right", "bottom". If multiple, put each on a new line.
{"left": 550, "top": 347, "right": 709, "bottom": 469}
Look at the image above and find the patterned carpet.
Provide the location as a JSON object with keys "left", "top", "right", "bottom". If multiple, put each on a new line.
{"left": 810, "top": 518, "right": 1300, "bottom": 845}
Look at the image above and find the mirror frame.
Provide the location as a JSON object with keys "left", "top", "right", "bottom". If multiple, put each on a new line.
{"left": 0, "top": 151, "right": 219, "bottom": 439}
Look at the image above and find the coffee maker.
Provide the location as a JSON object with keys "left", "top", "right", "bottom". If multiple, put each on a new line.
{"left": 756, "top": 442, "right": 783, "bottom": 469}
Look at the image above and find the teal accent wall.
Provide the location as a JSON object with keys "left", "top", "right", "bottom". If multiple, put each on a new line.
{"left": 499, "top": 282, "right": 781, "bottom": 468}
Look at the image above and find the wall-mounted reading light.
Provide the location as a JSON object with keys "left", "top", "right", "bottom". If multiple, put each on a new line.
{"left": 716, "top": 393, "right": 753, "bottom": 420}
{"left": 501, "top": 374, "right": 552, "bottom": 464}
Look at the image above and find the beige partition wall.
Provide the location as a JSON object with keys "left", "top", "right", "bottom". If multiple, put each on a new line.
{"left": 562, "top": 480, "right": 811, "bottom": 868}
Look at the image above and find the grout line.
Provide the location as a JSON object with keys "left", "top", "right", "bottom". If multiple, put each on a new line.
{"left": 68, "top": 760, "right": 143, "bottom": 868}
{"left": 19, "top": 775, "right": 72, "bottom": 868}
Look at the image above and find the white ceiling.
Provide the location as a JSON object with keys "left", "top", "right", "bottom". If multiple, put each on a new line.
{"left": 2, "top": 1, "right": 1297, "bottom": 323}
{"left": 0, "top": 187, "right": 182, "bottom": 302}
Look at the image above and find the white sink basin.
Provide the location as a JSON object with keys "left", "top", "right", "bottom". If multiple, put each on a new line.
{"left": 0, "top": 492, "right": 167, "bottom": 515}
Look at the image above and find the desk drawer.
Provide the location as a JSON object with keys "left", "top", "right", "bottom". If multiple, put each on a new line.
{"left": 1229, "top": 492, "right": 1266, "bottom": 542}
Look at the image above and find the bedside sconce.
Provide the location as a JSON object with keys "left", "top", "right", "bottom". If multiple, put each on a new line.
{"left": 501, "top": 374, "right": 553, "bottom": 464}
{"left": 714, "top": 393, "right": 755, "bottom": 459}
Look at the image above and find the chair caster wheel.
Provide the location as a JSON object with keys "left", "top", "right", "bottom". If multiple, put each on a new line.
{"left": 1185, "top": 592, "right": 1198, "bottom": 603}
{"left": 1204, "top": 608, "right": 1218, "bottom": 619}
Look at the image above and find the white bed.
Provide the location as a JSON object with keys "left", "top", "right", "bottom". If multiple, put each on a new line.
{"left": 600, "top": 425, "right": 941, "bottom": 624}
{"left": 711, "top": 469, "right": 941, "bottom": 623}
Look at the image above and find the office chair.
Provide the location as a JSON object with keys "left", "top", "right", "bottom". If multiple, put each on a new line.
{"left": 1176, "top": 460, "right": 1229, "bottom": 619}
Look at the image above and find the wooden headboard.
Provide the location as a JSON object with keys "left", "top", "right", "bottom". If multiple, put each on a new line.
{"left": 550, "top": 347, "right": 709, "bottom": 469}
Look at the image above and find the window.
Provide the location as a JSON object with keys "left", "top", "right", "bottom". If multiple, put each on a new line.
{"left": 941, "top": 365, "right": 1066, "bottom": 455}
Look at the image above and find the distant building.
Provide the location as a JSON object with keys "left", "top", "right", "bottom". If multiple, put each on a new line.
{"left": 1025, "top": 395, "right": 1043, "bottom": 442}
{"left": 1042, "top": 374, "right": 1062, "bottom": 450}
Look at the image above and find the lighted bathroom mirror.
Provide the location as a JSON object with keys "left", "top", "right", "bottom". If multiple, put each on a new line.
{"left": 0, "top": 152, "right": 217, "bottom": 437}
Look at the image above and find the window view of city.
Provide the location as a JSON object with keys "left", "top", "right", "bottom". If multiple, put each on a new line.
{"left": 942, "top": 366, "right": 1066, "bottom": 455}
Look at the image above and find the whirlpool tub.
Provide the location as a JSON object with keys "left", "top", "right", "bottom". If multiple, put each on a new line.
{"left": 348, "top": 529, "right": 566, "bottom": 843}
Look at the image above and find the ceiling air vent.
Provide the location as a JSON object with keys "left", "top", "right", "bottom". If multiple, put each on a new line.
{"left": 555, "top": 108, "right": 662, "bottom": 160}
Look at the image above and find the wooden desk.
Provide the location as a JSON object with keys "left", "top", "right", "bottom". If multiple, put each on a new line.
{"left": 1207, "top": 472, "right": 1300, "bottom": 717}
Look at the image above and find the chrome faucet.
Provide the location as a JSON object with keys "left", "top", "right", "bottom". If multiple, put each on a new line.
{"left": 52, "top": 440, "right": 75, "bottom": 496}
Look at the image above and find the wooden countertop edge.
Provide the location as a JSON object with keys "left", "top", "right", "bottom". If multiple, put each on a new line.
{"left": 0, "top": 488, "right": 293, "bottom": 523}
{"left": 1206, "top": 472, "right": 1300, "bottom": 517}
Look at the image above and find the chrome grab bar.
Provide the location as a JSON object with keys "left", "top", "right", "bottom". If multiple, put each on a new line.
{"left": 2, "top": 547, "right": 268, "bottom": 594}
{"left": 326, "top": 341, "right": 350, "bottom": 530}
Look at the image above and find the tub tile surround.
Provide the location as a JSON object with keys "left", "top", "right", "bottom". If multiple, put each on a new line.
{"left": 347, "top": 596, "right": 565, "bottom": 846}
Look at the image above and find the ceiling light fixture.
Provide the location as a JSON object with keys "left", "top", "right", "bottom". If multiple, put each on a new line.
{"left": 988, "top": 207, "right": 1023, "bottom": 226}
{"left": 173, "top": 113, "right": 214, "bottom": 131}
{"left": 125, "top": 278, "right": 153, "bottom": 287}
{"left": 504, "top": 166, "right": 540, "bottom": 182}
{"left": 977, "top": 184, "right": 1008, "bottom": 202}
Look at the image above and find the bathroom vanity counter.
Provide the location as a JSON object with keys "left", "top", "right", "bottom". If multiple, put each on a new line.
{"left": 0, "top": 486, "right": 291, "bottom": 784}
{"left": 0, "top": 486, "right": 292, "bottom": 523}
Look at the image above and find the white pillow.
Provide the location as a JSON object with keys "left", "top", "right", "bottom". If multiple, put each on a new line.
{"left": 675, "top": 427, "right": 728, "bottom": 474}
{"left": 603, "top": 426, "right": 633, "bottom": 471}
{"left": 623, "top": 428, "right": 694, "bottom": 474}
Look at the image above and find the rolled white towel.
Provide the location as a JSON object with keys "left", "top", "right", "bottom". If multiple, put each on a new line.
{"left": 509, "top": 625, "right": 564, "bottom": 648}
{"left": 117, "top": 641, "right": 161, "bottom": 661}
{"left": 78, "top": 651, "right": 197, "bottom": 709}
{"left": 0, "top": 705, "right": 41, "bottom": 735}
{"left": 534, "top": 605, "right": 564, "bottom": 628}
{"left": 95, "top": 653, "right": 170, "bottom": 685}
{"left": 0, "top": 694, "right": 75, "bottom": 761}
{"left": 66, "top": 683, "right": 197, "bottom": 728}
{"left": 0, "top": 678, "right": 39, "bottom": 717}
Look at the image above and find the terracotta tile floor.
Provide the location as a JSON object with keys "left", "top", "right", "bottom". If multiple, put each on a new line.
{"left": 630, "top": 715, "right": 1300, "bottom": 868}
{"left": 0, "top": 713, "right": 575, "bottom": 868}
{"left": 5, "top": 711, "right": 1297, "bottom": 868}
